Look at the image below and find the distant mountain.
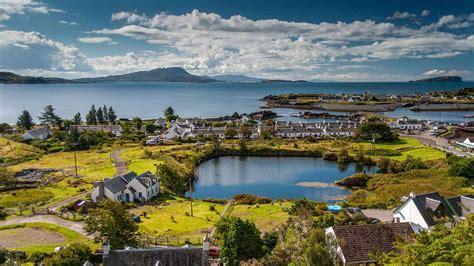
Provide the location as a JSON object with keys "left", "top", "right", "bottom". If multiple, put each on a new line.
{"left": 0, "top": 72, "right": 74, "bottom": 84}
{"left": 410, "top": 76, "right": 463, "bottom": 83}
{"left": 211, "top": 74, "right": 262, "bottom": 83}
{"left": 261, "top": 79, "right": 307, "bottom": 83}
{"left": 75, "top": 67, "right": 217, "bottom": 83}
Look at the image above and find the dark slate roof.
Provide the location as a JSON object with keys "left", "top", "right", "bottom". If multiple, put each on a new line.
{"left": 410, "top": 192, "right": 454, "bottom": 226}
{"left": 122, "top": 172, "right": 137, "bottom": 183}
{"left": 136, "top": 171, "right": 158, "bottom": 188}
{"left": 104, "top": 247, "right": 207, "bottom": 266}
{"left": 447, "top": 195, "right": 474, "bottom": 217}
{"left": 331, "top": 223, "right": 414, "bottom": 264}
{"left": 25, "top": 126, "right": 51, "bottom": 137}
{"left": 104, "top": 176, "right": 128, "bottom": 194}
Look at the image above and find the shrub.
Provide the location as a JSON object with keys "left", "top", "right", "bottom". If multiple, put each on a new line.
{"left": 209, "top": 205, "right": 216, "bottom": 211}
{"left": 233, "top": 194, "right": 272, "bottom": 205}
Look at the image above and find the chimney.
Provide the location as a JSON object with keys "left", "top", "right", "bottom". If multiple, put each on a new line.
{"left": 102, "top": 236, "right": 110, "bottom": 255}
{"left": 409, "top": 191, "right": 416, "bottom": 198}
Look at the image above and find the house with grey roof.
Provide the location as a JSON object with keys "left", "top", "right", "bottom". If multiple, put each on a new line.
{"left": 91, "top": 171, "right": 159, "bottom": 203}
{"left": 22, "top": 126, "right": 51, "bottom": 140}
{"left": 326, "top": 223, "right": 414, "bottom": 265}
{"left": 446, "top": 194, "right": 474, "bottom": 219}
{"left": 393, "top": 192, "right": 456, "bottom": 232}
{"left": 72, "top": 125, "right": 122, "bottom": 136}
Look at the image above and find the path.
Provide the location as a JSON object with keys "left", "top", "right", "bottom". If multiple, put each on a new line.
{"left": 210, "top": 199, "right": 234, "bottom": 238}
{"left": 403, "top": 132, "right": 469, "bottom": 157}
{"left": 49, "top": 192, "right": 89, "bottom": 212}
{"left": 111, "top": 149, "right": 128, "bottom": 176}
{"left": 0, "top": 215, "right": 91, "bottom": 238}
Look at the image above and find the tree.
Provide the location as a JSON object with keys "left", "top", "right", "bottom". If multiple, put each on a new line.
{"left": 84, "top": 200, "right": 140, "bottom": 249}
{"left": 358, "top": 122, "right": 395, "bottom": 141}
{"left": 132, "top": 117, "right": 143, "bottom": 130}
{"left": 239, "top": 126, "right": 252, "bottom": 139}
{"left": 86, "top": 105, "right": 97, "bottom": 125}
{"left": 107, "top": 106, "right": 117, "bottom": 124}
{"left": 103, "top": 105, "right": 108, "bottom": 124}
{"left": 38, "top": 105, "right": 62, "bottom": 127}
{"left": 381, "top": 215, "right": 474, "bottom": 265}
{"left": 449, "top": 157, "right": 474, "bottom": 179}
{"left": 96, "top": 107, "right": 105, "bottom": 125}
{"left": 145, "top": 123, "right": 158, "bottom": 134}
{"left": 72, "top": 112, "right": 82, "bottom": 125}
{"left": 44, "top": 244, "right": 91, "bottom": 266}
{"left": 0, "top": 123, "right": 11, "bottom": 134}
{"left": 156, "top": 163, "right": 187, "bottom": 194}
{"left": 224, "top": 128, "right": 238, "bottom": 139}
{"left": 16, "top": 110, "right": 34, "bottom": 130}
{"left": 164, "top": 106, "right": 177, "bottom": 122}
{"left": 215, "top": 216, "right": 264, "bottom": 264}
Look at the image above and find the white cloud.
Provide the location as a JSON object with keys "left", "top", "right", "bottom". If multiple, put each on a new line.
{"left": 421, "top": 10, "right": 431, "bottom": 16}
{"left": 59, "top": 20, "right": 78, "bottom": 26}
{"left": 78, "top": 37, "right": 114, "bottom": 44}
{"left": 422, "top": 69, "right": 470, "bottom": 77}
{"left": 0, "top": 30, "right": 89, "bottom": 71}
{"left": 423, "top": 69, "right": 447, "bottom": 76}
{"left": 0, "top": 0, "right": 64, "bottom": 20}
{"left": 387, "top": 11, "right": 416, "bottom": 20}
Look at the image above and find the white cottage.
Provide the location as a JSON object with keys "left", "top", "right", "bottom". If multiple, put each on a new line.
{"left": 91, "top": 171, "right": 159, "bottom": 203}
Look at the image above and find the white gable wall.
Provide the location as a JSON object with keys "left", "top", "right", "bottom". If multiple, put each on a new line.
{"left": 393, "top": 199, "right": 429, "bottom": 232}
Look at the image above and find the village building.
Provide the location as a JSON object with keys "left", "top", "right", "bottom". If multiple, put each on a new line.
{"left": 22, "top": 126, "right": 52, "bottom": 140}
{"left": 91, "top": 171, "right": 159, "bottom": 203}
{"left": 72, "top": 125, "right": 123, "bottom": 136}
{"left": 392, "top": 192, "right": 456, "bottom": 232}
{"left": 455, "top": 138, "right": 474, "bottom": 155}
{"left": 446, "top": 194, "right": 474, "bottom": 219}
{"left": 325, "top": 223, "right": 414, "bottom": 266}
{"left": 390, "top": 116, "right": 424, "bottom": 131}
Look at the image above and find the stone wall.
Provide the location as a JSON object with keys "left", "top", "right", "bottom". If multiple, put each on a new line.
{"left": 104, "top": 247, "right": 209, "bottom": 266}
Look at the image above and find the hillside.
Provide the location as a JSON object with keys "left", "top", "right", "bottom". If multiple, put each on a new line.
{"left": 212, "top": 74, "right": 262, "bottom": 82}
{"left": 74, "top": 67, "right": 217, "bottom": 83}
{"left": 411, "top": 76, "right": 463, "bottom": 82}
{"left": 0, "top": 72, "right": 74, "bottom": 84}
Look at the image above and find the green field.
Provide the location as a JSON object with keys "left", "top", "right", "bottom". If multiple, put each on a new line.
{"left": 0, "top": 222, "right": 94, "bottom": 254}
{"left": 230, "top": 202, "right": 291, "bottom": 232}
{"left": 130, "top": 194, "right": 225, "bottom": 243}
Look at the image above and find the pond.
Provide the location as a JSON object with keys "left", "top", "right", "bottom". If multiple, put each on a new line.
{"left": 191, "top": 156, "right": 377, "bottom": 202}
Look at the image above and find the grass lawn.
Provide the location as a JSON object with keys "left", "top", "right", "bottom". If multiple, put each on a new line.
{"left": 0, "top": 222, "right": 95, "bottom": 254}
{"left": 359, "top": 137, "right": 445, "bottom": 161}
{"left": 10, "top": 149, "right": 112, "bottom": 172}
{"left": 130, "top": 194, "right": 225, "bottom": 244}
{"left": 231, "top": 202, "right": 291, "bottom": 232}
{"left": 0, "top": 137, "right": 43, "bottom": 163}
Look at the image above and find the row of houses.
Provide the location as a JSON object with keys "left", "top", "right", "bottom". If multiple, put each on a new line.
{"left": 163, "top": 120, "right": 359, "bottom": 140}
{"left": 327, "top": 191, "right": 473, "bottom": 265}
{"left": 389, "top": 116, "right": 424, "bottom": 131}
{"left": 21, "top": 125, "right": 123, "bottom": 141}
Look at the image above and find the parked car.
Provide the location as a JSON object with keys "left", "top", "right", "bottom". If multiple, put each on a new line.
{"left": 208, "top": 246, "right": 220, "bottom": 258}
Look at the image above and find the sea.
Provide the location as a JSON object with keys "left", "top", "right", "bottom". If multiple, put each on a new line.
{"left": 1, "top": 81, "right": 473, "bottom": 124}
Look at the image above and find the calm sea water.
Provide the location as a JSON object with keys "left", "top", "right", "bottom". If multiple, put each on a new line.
{"left": 191, "top": 156, "right": 377, "bottom": 202}
{"left": 1, "top": 81, "right": 472, "bottom": 124}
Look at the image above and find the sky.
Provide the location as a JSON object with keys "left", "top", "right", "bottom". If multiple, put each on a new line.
{"left": 0, "top": 0, "right": 473, "bottom": 81}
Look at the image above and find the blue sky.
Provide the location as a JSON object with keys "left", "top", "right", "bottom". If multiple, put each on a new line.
{"left": 0, "top": 0, "right": 473, "bottom": 81}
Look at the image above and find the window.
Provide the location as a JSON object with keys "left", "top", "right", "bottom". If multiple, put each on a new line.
{"left": 139, "top": 192, "right": 143, "bottom": 198}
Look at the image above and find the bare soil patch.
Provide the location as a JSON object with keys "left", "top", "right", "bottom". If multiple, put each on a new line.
{"left": 0, "top": 227, "right": 66, "bottom": 248}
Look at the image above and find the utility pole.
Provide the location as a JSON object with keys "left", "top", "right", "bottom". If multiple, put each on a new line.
{"left": 189, "top": 177, "right": 193, "bottom": 217}
{"left": 72, "top": 142, "right": 78, "bottom": 178}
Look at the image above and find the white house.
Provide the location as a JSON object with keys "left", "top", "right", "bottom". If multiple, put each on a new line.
{"left": 91, "top": 171, "right": 159, "bottom": 203}
{"left": 22, "top": 126, "right": 51, "bottom": 140}
{"left": 393, "top": 192, "right": 455, "bottom": 232}
{"left": 390, "top": 117, "right": 423, "bottom": 131}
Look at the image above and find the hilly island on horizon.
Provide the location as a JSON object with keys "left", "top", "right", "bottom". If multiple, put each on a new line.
{"left": 0, "top": 1, "right": 473, "bottom": 265}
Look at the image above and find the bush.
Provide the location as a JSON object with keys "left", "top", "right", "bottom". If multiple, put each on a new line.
{"left": 44, "top": 244, "right": 91, "bottom": 266}
{"left": 366, "top": 149, "right": 401, "bottom": 157}
{"left": 322, "top": 151, "right": 338, "bottom": 161}
{"left": 448, "top": 157, "right": 474, "bottom": 179}
{"left": 209, "top": 205, "right": 216, "bottom": 211}
{"left": 233, "top": 194, "right": 272, "bottom": 205}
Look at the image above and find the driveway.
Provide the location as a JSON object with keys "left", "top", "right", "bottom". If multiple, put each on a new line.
{"left": 111, "top": 149, "right": 128, "bottom": 176}
{"left": 362, "top": 209, "right": 394, "bottom": 223}
{"left": 0, "top": 214, "right": 91, "bottom": 238}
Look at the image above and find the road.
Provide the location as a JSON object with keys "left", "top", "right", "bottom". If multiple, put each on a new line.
{"left": 110, "top": 149, "right": 128, "bottom": 176}
{"left": 402, "top": 132, "right": 469, "bottom": 157}
{"left": 0, "top": 215, "right": 91, "bottom": 238}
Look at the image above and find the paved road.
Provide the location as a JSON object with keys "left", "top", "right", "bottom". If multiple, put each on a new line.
{"left": 111, "top": 149, "right": 128, "bottom": 176}
{"left": 402, "top": 132, "right": 469, "bottom": 157}
{"left": 0, "top": 215, "right": 91, "bottom": 238}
